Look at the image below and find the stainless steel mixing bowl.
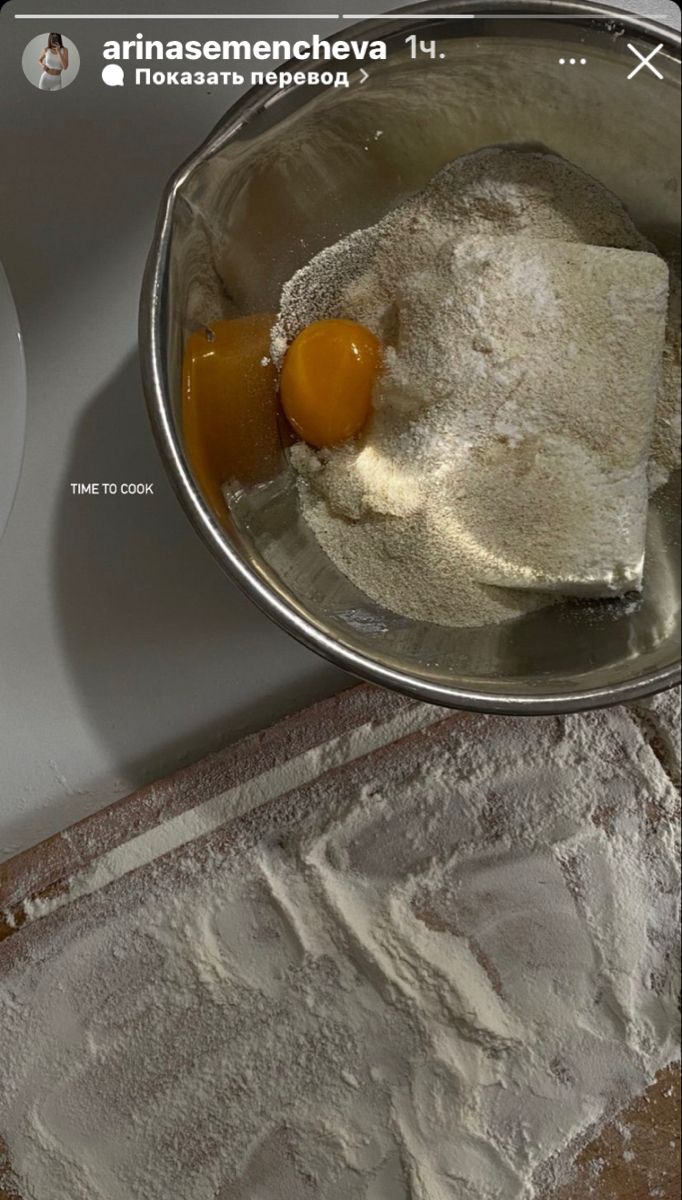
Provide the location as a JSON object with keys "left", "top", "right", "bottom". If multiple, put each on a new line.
{"left": 140, "top": 0, "right": 681, "bottom": 712}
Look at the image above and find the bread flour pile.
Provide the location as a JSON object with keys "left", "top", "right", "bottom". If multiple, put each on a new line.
{"left": 272, "top": 149, "right": 680, "bottom": 627}
{"left": 0, "top": 705, "right": 679, "bottom": 1200}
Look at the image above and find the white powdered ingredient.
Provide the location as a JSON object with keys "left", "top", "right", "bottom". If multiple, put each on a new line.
{"left": 273, "top": 149, "right": 680, "bottom": 627}
{"left": 0, "top": 705, "right": 679, "bottom": 1200}
{"left": 16, "top": 699, "right": 443, "bottom": 926}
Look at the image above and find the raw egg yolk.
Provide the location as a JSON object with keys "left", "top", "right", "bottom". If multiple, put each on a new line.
{"left": 182, "top": 314, "right": 280, "bottom": 517}
{"left": 280, "top": 319, "right": 381, "bottom": 448}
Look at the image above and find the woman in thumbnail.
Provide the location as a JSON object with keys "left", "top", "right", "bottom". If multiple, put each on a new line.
{"left": 38, "top": 33, "right": 69, "bottom": 91}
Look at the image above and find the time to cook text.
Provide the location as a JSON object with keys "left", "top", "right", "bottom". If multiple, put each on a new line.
{"left": 70, "top": 483, "right": 154, "bottom": 495}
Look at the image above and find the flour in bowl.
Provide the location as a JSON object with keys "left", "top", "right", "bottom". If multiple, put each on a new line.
{"left": 272, "top": 149, "right": 679, "bottom": 628}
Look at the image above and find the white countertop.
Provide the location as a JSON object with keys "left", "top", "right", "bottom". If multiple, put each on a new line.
{"left": 0, "top": 0, "right": 678, "bottom": 860}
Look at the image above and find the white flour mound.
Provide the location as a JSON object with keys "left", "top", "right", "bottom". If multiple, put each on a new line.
{"left": 273, "top": 149, "right": 680, "bottom": 627}
{"left": 0, "top": 707, "right": 679, "bottom": 1200}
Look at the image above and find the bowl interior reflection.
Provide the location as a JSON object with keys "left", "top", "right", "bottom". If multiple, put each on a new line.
{"left": 161, "top": 13, "right": 681, "bottom": 703}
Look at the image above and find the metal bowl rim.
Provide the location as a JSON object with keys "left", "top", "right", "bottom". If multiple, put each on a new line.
{"left": 139, "top": 0, "right": 682, "bottom": 714}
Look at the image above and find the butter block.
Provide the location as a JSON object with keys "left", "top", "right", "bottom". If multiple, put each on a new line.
{"left": 403, "top": 238, "right": 670, "bottom": 596}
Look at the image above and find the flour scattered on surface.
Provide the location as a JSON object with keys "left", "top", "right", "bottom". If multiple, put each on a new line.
{"left": 0, "top": 706, "right": 679, "bottom": 1200}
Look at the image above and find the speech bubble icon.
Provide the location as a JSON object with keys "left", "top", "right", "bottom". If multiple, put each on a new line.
{"left": 102, "top": 63, "right": 124, "bottom": 87}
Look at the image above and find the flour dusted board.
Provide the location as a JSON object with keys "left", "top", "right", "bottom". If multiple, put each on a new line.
{"left": 0, "top": 685, "right": 445, "bottom": 936}
{"left": 0, "top": 686, "right": 679, "bottom": 1200}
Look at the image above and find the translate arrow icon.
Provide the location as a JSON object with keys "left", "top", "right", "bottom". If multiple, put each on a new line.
{"left": 359, "top": 68, "right": 369, "bottom": 84}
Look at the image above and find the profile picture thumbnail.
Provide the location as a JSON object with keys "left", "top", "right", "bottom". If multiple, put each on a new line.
{"left": 22, "top": 32, "right": 80, "bottom": 92}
